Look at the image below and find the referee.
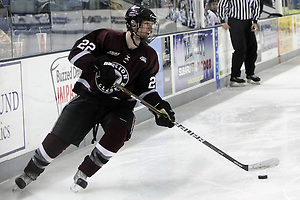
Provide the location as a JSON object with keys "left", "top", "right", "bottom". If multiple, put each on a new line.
{"left": 218, "top": 0, "right": 261, "bottom": 86}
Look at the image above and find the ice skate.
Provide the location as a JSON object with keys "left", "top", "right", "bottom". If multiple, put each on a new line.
{"left": 70, "top": 170, "right": 88, "bottom": 193}
{"left": 14, "top": 173, "right": 35, "bottom": 190}
{"left": 230, "top": 77, "right": 245, "bottom": 87}
{"left": 246, "top": 75, "right": 261, "bottom": 85}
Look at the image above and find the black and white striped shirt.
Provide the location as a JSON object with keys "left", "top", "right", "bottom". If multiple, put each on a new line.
{"left": 218, "top": 0, "right": 260, "bottom": 23}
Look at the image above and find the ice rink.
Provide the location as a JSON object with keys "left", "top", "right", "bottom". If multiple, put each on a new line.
{"left": 1, "top": 56, "right": 300, "bottom": 200}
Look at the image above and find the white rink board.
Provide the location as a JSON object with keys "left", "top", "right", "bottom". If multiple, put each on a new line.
{"left": 0, "top": 52, "right": 72, "bottom": 162}
{"left": 0, "top": 62, "right": 25, "bottom": 158}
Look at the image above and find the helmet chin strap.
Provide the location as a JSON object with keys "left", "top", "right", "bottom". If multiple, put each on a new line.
{"left": 130, "top": 32, "right": 140, "bottom": 47}
{"left": 131, "top": 28, "right": 149, "bottom": 47}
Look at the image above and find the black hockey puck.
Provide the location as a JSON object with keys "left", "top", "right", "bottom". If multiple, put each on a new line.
{"left": 258, "top": 175, "right": 268, "bottom": 179}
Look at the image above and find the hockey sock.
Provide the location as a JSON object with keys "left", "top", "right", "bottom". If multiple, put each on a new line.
{"left": 78, "top": 143, "right": 116, "bottom": 177}
{"left": 78, "top": 123, "right": 127, "bottom": 177}
{"left": 24, "top": 134, "right": 69, "bottom": 179}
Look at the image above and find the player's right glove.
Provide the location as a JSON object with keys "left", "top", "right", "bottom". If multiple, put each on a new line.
{"left": 93, "top": 55, "right": 116, "bottom": 88}
{"left": 153, "top": 100, "right": 175, "bottom": 128}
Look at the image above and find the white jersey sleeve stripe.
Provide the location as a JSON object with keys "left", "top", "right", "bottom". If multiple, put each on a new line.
{"left": 70, "top": 51, "right": 91, "bottom": 65}
{"left": 77, "top": 78, "right": 92, "bottom": 91}
{"left": 139, "top": 89, "right": 157, "bottom": 99}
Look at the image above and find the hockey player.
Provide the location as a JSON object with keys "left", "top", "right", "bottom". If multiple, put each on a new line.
{"left": 14, "top": 5, "right": 175, "bottom": 191}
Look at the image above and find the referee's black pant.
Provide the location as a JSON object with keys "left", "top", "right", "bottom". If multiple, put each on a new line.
{"left": 228, "top": 18, "right": 258, "bottom": 78}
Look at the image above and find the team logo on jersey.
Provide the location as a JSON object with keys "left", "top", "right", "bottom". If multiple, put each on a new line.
{"left": 107, "top": 51, "right": 120, "bottom": 56}
{"left": 140, "top": 56, "right": 147, "bottom": 63}
{"left": 95, "top": 62, "right": 129, "bottom": 94}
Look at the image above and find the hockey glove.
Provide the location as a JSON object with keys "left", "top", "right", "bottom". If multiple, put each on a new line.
{"left": 154, "top": 100, "right": 175, "bottom": 128}
{"left": 94, "top": 55, "right": 116, "bottom": 88}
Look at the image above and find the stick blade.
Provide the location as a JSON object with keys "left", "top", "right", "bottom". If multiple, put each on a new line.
{"left": 248, "top": 158, "right": 280, "bottom": 171}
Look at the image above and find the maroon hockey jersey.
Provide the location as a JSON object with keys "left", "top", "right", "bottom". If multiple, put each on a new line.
{"left": 68, "top": 29, "right": 162, "bottom": 109}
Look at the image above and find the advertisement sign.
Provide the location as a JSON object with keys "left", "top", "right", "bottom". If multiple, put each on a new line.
{"left": 0, "top": 62, "right": 25, "bottom": 158}
{"left": 259, "top": 18, "right": 279, "bottom": 61}
{"left": 256, "top": 25, "right": 262, "bottom": 63}
{"left": 50, "top": 56, "right": 82, "bottom": 115}
{"left": 217, "top": 27, "right": 232, "bottom": 77}
{"left": 149, "top": 37, "right": 165, "bottom": 98}
{"left": 11, "top": 13, "right": 51, "bottom": 34}
{"left": 173, "top": 30, "right": 214, "bottom": 92}
{"left": 278, "top": 16, "right": 293, "bottom": 54}
{"left": 83, "top": 10, "right": 126, "bottom": 32}
{"left": 161, "top": 36, "right": 173, "bottom": 96}
{"left": 149, "top": 36, "right": 173, "bottom": 97}
{"left": 215, "top": 27, "right": 220, "bottom": 89}
{"left": 293, "top": 15, "right": 300, "bottom": 49}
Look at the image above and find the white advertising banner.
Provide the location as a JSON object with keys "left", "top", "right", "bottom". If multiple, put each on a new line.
{"left": 259, "top": 18, "right": 279, "bottom": 62}
{"left": 0, "top": 61, "right": 25, "bottom": 158}
{"left": 50, "top": 56, "right": 81, "bottom": 115}
{"left": 293, "top": 15, "right": 300, "bottom": 49}
{"left": 217, "top": 27, "right": 232, "bottom": 77}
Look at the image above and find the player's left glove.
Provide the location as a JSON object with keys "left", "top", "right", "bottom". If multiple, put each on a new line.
{"left": 153, "top": 100, "right": 175, "bottom": 128}
{"left": 93, "top": 55, "right": 116, "bottom": 88}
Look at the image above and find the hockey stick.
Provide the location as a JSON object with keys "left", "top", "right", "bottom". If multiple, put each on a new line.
{"left": 115, "top": 83, "right": 279, "bottom": 171}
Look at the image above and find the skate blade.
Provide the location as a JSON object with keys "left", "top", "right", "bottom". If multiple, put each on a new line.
{"left": 247, "top": 79, "right": 260, "bottom": 85}
{"left": 230, "top": 81, "right": 245, "bottom": 87}
{"left": 70, "top": 183, "right": 80, "bottom": 193}
{"left": 12, "top": 185, "right": 20, "bottom": 192}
